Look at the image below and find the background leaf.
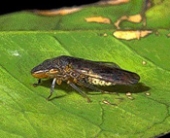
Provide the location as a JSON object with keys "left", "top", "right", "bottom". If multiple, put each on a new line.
{"left": 0, "top": 0, "right": 145, "bottom": 31}
{"left": 0, "top": 0, "right": 170, "bottom": 138}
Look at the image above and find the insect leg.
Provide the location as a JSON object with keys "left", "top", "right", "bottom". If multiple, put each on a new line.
{"left": 68, "top": 81, "right": 91, "bottom": 102}
{"left": 33, "top": 79, "right": 41, "bottom": 87}
{"left": 47, "top": 78, "right": 57, "bottom": 100}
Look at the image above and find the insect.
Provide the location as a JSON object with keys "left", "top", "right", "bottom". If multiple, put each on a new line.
{"left": 31, "top": 55, "right": 140, "bottom": 102}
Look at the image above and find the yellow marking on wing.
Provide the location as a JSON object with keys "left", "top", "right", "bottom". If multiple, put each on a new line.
{"left": 88, "top": 77, "right": 112, "bottom": 86}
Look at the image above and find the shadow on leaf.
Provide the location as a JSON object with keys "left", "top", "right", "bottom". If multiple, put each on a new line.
{"left": 32, "top": 79, "right": 150, "bottom": 98}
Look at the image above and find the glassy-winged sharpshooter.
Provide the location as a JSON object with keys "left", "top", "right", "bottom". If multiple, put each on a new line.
{"left": 31, "top": 55, "right": 140, "bottom": 102}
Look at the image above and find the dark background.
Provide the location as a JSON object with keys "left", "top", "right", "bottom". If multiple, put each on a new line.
{"left": 0, "top": 0, "right": 99, "bottom": 15}
{"left": 0, "top": 1, "right": 169, "bottom": 138}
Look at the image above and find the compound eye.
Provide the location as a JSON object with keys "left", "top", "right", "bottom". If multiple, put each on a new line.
{"left": 49, "top": 69, "right": 58, "bottom": 74}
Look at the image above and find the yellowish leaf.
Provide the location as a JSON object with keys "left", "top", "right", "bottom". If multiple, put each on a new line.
{"left": 113, "top": 30, "right": 152, "bottom": 40}
{"left": 85, "top": 16, "right": 111, "bottom": 24}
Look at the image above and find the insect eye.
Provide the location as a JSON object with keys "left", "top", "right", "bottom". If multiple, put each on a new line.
{"left": 49, "top": 69, "right": 58, "bottom": 74}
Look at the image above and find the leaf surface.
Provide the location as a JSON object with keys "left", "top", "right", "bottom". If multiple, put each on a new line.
{"left": 0, "top": 0, "right": 170, "bottom": 138}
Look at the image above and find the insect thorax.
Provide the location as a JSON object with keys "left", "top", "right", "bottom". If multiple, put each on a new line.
{"left": 57, "top": 64, "right": 81, "bottom": 81}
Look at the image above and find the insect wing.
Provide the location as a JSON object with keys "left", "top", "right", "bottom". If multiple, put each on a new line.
{"left": 74, "top": 62, "right": 140, "bottom": 85}
{"left": 93, "top": 61, "right": 121, "bottom": 69}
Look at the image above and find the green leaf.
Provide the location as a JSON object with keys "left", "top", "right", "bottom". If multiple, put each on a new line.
{"left": 0, "top": 0, "right": 170, "bottom": 138}
{"left": 0, "top": 0, "right": 145, "bottom": 31}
